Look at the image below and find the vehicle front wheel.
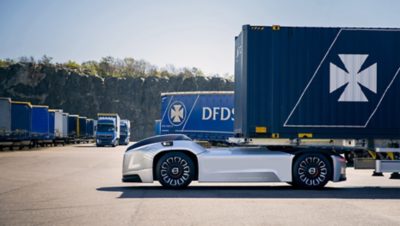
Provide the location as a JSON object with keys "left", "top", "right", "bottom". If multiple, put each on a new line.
{"left": 156, "top": 152, "right": 195, "bottom": 189}
{"left": 292, "top": 153, "right": 332, "bottom": 189}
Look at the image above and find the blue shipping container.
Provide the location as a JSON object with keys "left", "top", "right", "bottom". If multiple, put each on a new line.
{"left": 48, "top": 111, "right": 55, "bottom": 139}
{"left": 31, "top": 105, "right": 49, "bottom": 140}
{"left": 161, "top": 91, "right": 234, "bottom": 141}
{"left": 234, "top": 25, "right": 400, "bottom": 139}
{"left": 11, "top": 101, "right": 32, "bottom": 140}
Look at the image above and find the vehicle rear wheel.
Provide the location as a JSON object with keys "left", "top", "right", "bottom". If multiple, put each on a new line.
{"left": 292, "top": 153, "right": 332, "bottom": 189}
{"left": 156, "top": 152, "right": 195, "bottom": 189}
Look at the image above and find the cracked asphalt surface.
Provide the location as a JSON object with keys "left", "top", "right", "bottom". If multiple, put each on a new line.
{"left": 0, "top": 143, "right": 399, "bottom": 226}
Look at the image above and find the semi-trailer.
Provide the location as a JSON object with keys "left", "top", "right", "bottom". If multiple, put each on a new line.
{"left": 0, "top": 98, "right": 12, "bottom": 140}
{"left": 48, "top": 110, "right": 55, "bottom": 141}
{"left": 52, "top": 109, "right": 63, "bottom": 138}
{"left": 11, "top": 101, "right": 32, "bottom": 148}
{"left": 123, "top": 25, "right": 400, "bottom": 189}
{"left": 50, "top": 109, "right": 67, "bottom": 145}
{"left": 79, "top": 116, "right": 88, "bottom": 142}
{"left": 31, "top": 105, "right": 50, "bottom": 143}
{"left": 86, "top": 119, "right": 95, "bottom": 139}
{"left": 160, "top": 91, "right": 234, "bottom": 142}
{"left": 62, "top": 113, "right": 69, "bottom": 140}
{"left": 119, "top": 119, "right": 131, "bottom": 145}
{"left": 0, "top": 98, "right": 12, "bottom": 148}
{"left": 31, "top": 105, "right": 51, "bottom": 146}
{"left": 96, "top": 113, "right": 120, "bottom": 147}
{"left": 233, "top": 25, "right": 400, "bottom": 174}
{"left": 68, "top": 115, "right": 79, "bottom": 142}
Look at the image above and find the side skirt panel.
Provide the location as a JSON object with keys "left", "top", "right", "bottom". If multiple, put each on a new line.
{"left": 198, "top": 147, "right": 294, "bottom": 182}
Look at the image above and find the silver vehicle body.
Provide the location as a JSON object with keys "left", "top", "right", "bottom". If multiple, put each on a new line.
{"left": 122, "top": 136, "right": 346, "bottom": 184}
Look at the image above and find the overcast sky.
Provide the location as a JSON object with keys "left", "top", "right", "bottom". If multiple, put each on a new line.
{"left": 0, "top": 0, "right": 399, "bottom": 75}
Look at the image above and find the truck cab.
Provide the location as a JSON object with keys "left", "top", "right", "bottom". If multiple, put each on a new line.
{"left": 119, "top": 120, "right": 130, "bottom": 145}
{"left": 96, "top": 114, "right": 120, "bottom": 147}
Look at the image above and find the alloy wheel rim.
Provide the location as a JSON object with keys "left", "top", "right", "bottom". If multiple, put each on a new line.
{"left": 160, "top": 156, "right": 190, "bottom": 186}
{"left": 298, "top": 156, "right": 328, "bottom": 186}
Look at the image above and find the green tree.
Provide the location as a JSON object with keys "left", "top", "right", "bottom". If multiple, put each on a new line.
{"left": 0, "top": 59, "right": 13, "bottom": 68}
{"left": 64, "top": 60, "right": 81, "bottom": 70}
{"left": 82, "top": 61, "right": 99, "bottom": 75}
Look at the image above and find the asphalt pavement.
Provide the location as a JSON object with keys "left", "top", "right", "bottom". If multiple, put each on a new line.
{"left": 0, "top": 143, "right": 399, "bottom": 226}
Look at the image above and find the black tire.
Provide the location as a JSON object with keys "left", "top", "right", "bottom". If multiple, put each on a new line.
{"left": 292, "top": 153, "right": 332, "bottom": 189}
{"left": 344, "top": 151, "right": 355, "bottom": 166}
{"left": 156, "top": 152, "right": 195, "bottom": 189}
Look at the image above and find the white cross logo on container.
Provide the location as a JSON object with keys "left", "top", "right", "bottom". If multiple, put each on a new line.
{"left": 169, "top": 101, "right": 186, "bottom": 126}
{"left": 330, "top": 54, "right": 377, "bottom": 102}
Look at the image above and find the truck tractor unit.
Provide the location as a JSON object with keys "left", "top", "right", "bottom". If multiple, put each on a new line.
{"left": 96, "top": 113, "right": 120, "bottom": 147}
{"left": 119, "top": 119, "right": 131, "bottom": 145}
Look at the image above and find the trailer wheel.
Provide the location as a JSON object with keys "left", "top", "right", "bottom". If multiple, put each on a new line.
{"left": 156, "top": 152, "right": 195, "bottom": 189}
{"left": 292, "top": 153, "right": 332, "bottom": 189}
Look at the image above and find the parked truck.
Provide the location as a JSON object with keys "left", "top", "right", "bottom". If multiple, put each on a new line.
{"left": 119, "top": 119, "right": 131, "bottom": 145}
{"left": 96, "top": 113, "right": 120, "bottom": 147}
{"left": 122, "top": 25, "right": 400, "bottom": 189}
{"left": 160, "top": 91, "right": 234, "bottom": 142}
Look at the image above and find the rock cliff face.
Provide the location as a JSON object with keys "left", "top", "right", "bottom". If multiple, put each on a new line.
{"left": 0, "top": 63, "right": 234, "bottom": 140}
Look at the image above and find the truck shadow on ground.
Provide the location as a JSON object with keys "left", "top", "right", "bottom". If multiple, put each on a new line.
{"left": 97, "top": 185, "right": 400, "bottom": 199}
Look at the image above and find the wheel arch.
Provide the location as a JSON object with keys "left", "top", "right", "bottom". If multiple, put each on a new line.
{"left": 153, "top": 149, "right": 199, "bottom": 181}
